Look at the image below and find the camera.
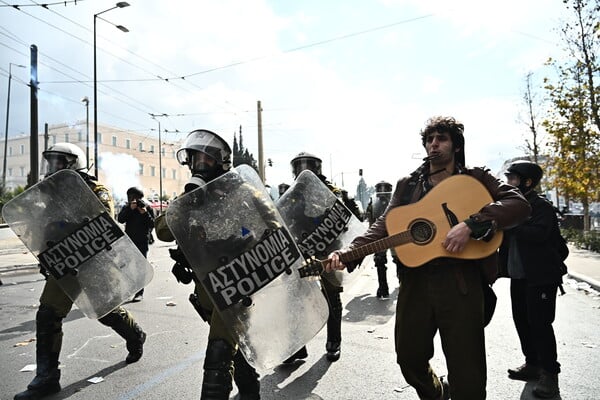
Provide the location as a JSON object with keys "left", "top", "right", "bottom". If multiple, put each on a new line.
{"left": 134, "top": 199, "right": 146, "bottom": 208}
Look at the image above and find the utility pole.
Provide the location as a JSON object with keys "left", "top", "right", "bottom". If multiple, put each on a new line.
{"left": 3, "top": 62, "right": 25, "bottom": 188}
{"left": 257, "top": 100, "right": 264, "bottom": 182}
{"left": 30, "top": 45, "right": 39, "bottom": 186}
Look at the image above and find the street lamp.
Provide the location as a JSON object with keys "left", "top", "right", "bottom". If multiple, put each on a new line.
{"left": 93, "top": 1, "right": 130, "bottom": 179}
{"left": 149, "top": 113, "right": 167, "bottom": 213}
{"left": 81, "top": 96, "right": 90, "bottom": 170}
{"left": 3, "top": 62, "right": 26, "bottom": 189}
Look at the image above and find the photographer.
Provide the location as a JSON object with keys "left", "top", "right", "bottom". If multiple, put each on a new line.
{"left": 118, "top": 187, "right": 155, "bottom": 301}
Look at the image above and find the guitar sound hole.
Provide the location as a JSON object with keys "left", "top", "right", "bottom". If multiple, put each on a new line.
{"left": 409, "top": 219, "right": 435, "bottom": 244}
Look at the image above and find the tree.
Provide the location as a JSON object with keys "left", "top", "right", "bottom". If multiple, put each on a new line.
{"left": 543, "top": 0, "right": 600, "bottom": 231}
{"left": 520, "top": 72, "right": 543, "bottom": 164}
{"left": 232, "top": 125, "right": 259, "bottom": 172}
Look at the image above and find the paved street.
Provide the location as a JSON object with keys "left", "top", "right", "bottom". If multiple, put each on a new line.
{"left": 1, "top": 229, "right": 599, "bottom": 399}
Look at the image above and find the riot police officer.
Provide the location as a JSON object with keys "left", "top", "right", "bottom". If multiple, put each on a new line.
{"left": 284, "top": 152, "right": 349, "bottom": 362}
{"left": 367, "top": 181, "right": 394, "bottom": 298}
{"left": 15, "top": 143, "right": 146, "bottom": 400}
{"left": 154, "top": 130, "right": 260, "bottom": 400}
{"left": 501, "top": 160, "right": 564, "bottom": 398}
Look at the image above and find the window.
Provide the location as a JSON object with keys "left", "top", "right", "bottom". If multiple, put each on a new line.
{"left": 8, "top": 168, "right": 12, "bottom": 176}
{"left": 171, "top": 169, "right": 176, "bottom": 179}
{"left": 138, "top": 142, "right": 143, "bottom": 151}
{"left": 8, "top": 147, "right": 12, "bottom": 156}
{"left": 150, "top": 166, "right": 155, "bottom": 177}
{"left": 98, "top": 132, "right": 102, "bottom": 144}
{"left": 20, "top": 166, "right": 24, "bottom": 176}
{"left": 20, "top": 145, "right": 24, "bottom": 154}
{"left": 64, "top": 133, "right": 69, "bottom": 142}
{"left": 161, "top": 147, "right": 165, "bottom": 156}
{"left": 112, "top": 136, "right": 117, "bottom": 146}
{"left": 126, "top": 139, "right": 131, "bottom": 149}
{"left": 139, "top": 163, "right": 144, "bottom": 175}
{"left": 78, "top": 131, "right": 83, "bottom": 141}
{"left": 161, "top": 167, "right": 166, "bottom": 178}
{"left": 150, "top": 145, "right": 155, "bottom": 153}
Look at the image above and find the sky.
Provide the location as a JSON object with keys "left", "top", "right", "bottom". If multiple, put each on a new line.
{"left": 0, "top": 0, "right": 570, "bottom": 196}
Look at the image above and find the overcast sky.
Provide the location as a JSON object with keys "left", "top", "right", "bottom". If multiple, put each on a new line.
{"left": 0, "top": 0, "right": 568, "bottom": 194}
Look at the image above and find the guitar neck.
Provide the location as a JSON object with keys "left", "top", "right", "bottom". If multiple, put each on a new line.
{"left": 338, "top": 231, "right": 412, "bottom": 264}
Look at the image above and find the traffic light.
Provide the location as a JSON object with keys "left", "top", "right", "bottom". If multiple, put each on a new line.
{"left": 359, "top": 168, "right": 363, "bottom": 176}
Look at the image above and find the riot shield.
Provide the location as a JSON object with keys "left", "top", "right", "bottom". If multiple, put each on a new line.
{"left": 165, "top": 165, "right": 328, "bottom": 370}
{"left": 276, "top": 170, "right": 367, "bottom": 285}
{"left": 1, "top": 170, "right": 153, "bottom": 319}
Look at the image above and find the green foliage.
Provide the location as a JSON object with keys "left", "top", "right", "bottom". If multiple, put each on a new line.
{"left": 0, "top": 185, "right": 26, "bottom": 223}
{"left": 542, "top": 0, "right": 600, "bottom": 230}
{"left": 562, "top": 228, "right": 600, "bottom": 252}
{"left": 232, "top": 127, "right": 259, "bottom": 172}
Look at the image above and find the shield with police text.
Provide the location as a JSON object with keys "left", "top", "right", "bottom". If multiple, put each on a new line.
{"left": 1, "top": 170, "right": 153, "bottom": 319}
{"left": 165, "top": 165, "right": 328, "bottom": 370}
{"left": 277, "top": 170, "right": 367, "bottom": 286}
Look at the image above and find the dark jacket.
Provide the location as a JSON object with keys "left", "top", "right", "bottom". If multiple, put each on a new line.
{"left": 498, "top": 190, "right": 566, "bottom": 286}
{"left": 118, "top": 204, "right": 155, "bottom": 252}
{"left": 348, "top": 166, "right": 531, "bottom": 282}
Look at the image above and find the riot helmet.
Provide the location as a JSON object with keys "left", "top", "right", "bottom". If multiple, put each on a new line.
{"left": 176, "top": 129, "right": 232, "bottom": 184}
{"left": 505, "top": 160, "right": 543, "bottom": 193}
{"left": 291, "top": 152, "right": 322, "bottom": 179}
{"left": 42, "top": 143, "right": 86, "bottom": 176}
{"left": 375, "top": 181, "right": 393, "bottom": 194}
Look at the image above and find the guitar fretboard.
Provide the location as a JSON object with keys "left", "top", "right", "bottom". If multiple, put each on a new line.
{"left": 339, "top": 231, "right": 413, "bottom": 264}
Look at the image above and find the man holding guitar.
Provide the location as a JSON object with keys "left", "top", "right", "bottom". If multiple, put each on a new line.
{"left": 325, "top": 116, "right": 530, "bottom": 400}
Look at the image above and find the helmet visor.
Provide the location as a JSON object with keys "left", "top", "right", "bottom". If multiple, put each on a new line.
{"left": 44, "top": 153, "right": 74, "bottom": 175}
{"left": 292, "top": 158, "right": 322, "bottom": 178}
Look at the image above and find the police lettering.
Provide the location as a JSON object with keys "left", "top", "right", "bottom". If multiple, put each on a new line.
{"left": 204, "top": 227, "right": 301, "bottom": 310}
{"left": 38, "top": 213, "right": 124, "bottom": 279}
{"left": 298, "top": 201, "right": 352, "bottom": 257}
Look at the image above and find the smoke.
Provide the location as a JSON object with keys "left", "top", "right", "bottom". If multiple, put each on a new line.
{"left": 99, "top": 152, "right": 141, "bottom": 204}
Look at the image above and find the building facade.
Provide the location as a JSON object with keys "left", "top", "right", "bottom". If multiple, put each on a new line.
{"left": 0, "top": 121, "right": 189, "bottom": 203}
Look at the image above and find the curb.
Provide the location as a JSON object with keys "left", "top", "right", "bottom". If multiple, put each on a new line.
{"left": 567, "top": 271, "right": 600, "bottom": 292}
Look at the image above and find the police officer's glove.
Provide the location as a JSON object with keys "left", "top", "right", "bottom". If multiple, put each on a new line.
{"left": 171, "top": 262, "right": 194, "bottom": 284}
{"left": 169, "top": 248, "right": 194, "bottom": 284}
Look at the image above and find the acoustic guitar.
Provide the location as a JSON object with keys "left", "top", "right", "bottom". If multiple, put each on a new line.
{"left": 299, "top": 174, "right": 503, "bottom": 277}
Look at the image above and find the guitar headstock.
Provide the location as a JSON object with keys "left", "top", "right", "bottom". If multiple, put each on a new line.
{"left": 298, "top": 256, "right": 324, "bottom": 278}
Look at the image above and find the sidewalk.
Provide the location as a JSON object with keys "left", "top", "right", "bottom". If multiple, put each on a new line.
{"left": 1, "top": 230, "right": 599, "bottom": 291}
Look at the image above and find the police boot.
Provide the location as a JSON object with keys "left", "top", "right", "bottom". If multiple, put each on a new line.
{"left": 325, "top": 291, "right": 342, "bottom": 362}
{"left": 282, "top": 346, "right": 308, "bottom": 364}
{"left": 15, "top": 306, "right": 62, "bottom": 400}
{"left": 233, "top": 350, "right": 260, "bottom": 400}
{"left": 99, "top": 308, "right": 146, "bottom": 364}
{"left": 532, "top": 370, "right": 559, "bottom": 398}
{"left": 201, "top": 339, "right": 234, "bottom": 400}
{"left": 376, "top": 265, "right": 389, "bottom": 298}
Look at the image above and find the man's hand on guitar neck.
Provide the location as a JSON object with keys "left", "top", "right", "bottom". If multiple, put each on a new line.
{"left": 325, "top": 251, "right": 345, "bottom": 272}
{"left": 442, "top": 221, "right": 472, "bottom": 253}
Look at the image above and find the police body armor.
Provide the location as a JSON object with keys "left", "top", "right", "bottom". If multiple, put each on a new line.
{"left": 165, "top": 165, "right": 328, "bottom": 370}
{"left": 276, "top": 170, "right": 366, "bottom": 286}
{"left": 2, "top": 170, "right": 154, "bottom": 319}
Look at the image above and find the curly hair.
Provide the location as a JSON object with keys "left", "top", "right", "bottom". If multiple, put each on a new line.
{"left": 420, "top": 116, "right": 465, "bottom": 149}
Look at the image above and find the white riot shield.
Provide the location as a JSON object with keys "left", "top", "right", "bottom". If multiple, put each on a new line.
{"left": 165, "top": 165, "right": 328, "bottom": 370}
{"left": 1, "top": 170, "right": 154, "bottom": 319}
{"left": 276, "top": 170, "right": 367, "bottom": 284}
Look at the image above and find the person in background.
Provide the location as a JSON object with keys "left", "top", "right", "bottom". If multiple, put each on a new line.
{"left": 500, "top": 160, "right": 565, "bottom": 399}
{"left": 326, "top": 117, "right": 530, "bottom": 400}
{"left": 118, "top": 186, "right": 155, "bottom": 302}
